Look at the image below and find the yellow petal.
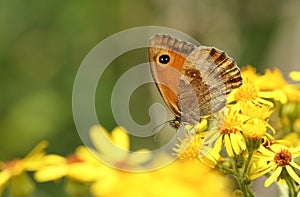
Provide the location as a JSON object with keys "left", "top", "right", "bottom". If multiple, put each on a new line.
{"left": 200, "top": 135, "right": 222, "bottom": 158}
{"left": 236, "top": 132, "right": 246, "bottom": 151}
{"left": 269, "top": 144, "right": 287, "bottom": 153}
{"left": 34, "top": 165, "right": 67, "bottom": 182}
{"left": 128, "top": 149, "right": 151, "bottom": 165}
{"left": 213, "top": 135, "right": 223, "bottom": 152}
{"left": 0, "top": 170, "right": 11, "bottom": 187}
{"left": 256, "top": 97, "right": 275, "bottom": 107}
{"left": 90, "top": 174, "right": 119, "bottom": 197}
{"left": 230, "top": 133, "right": 241, "bottom": 155}
{"left": 258, "top": 145, "right": 275, "bottom": 157}
{"left": 253, "top": 154, "right": 273, "bottom": 161}
{"left": 289, "top": 71, "right": 300, "bottom": 81}
{"left": 41, "top": 154, "right": 65, "bottom": 165}
{"left": 286, "top": 165, "right": 300, "bottom": 185}
{"left": 249, "top": 161, "right": 276, "bottom": 180}
{"left": 75, "top": 146, "right": 101, "bottom": 164}
{"left": 259, "top": 90, "right": 287, "bottom": 104}
{"left": 68, "top": 163, "right": 98, "bottom": 182}
{"left": 224, "top": 135, "right": 234, "bottom": 157}
{"left": 291, "top": 150, "right": 300, "bottom": 158}
{"left": 264, "top": 167, "right": 282, "bottom": 187}
{"left": 90, "top": 125, "right": 113, "bottom": 153}
{"left": 111, "top": 127, "right": 130, "bottom": 150}
{"left": 201, "top": 150, "right": 219, "bottom": 167}
{"left": 194, "top": 119, "right": 208, "bottom": 132}
{"left": 90, "top": 126, "right": 130, "bottom": 163}
{"left": 25, "top": 141, "right": 48, "bottom": 159}
{"left": 266, "top": 123, "right": 276, "bottom": 134}
{"left": 290, "top": 162, "right": 300, "bottom": 171}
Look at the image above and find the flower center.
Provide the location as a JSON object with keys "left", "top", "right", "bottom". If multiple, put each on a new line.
{"left": 2, "top": 159, "right": 21, "bottom": 171}
{"left": 221, "top": 128, "right": 238, "bottom": 135}
{"left": 234, "top": 81, "right": 259, "bottom": 102}
{"left": 274, "top": 149, "right": 292, "bottom": 166}
{"left": 67, "top": 155, "right": 84, "bottom": 164}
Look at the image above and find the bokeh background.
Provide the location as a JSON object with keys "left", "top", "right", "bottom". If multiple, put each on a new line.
{"left": 1, "top": 0, "right": 300, "bottom": 196}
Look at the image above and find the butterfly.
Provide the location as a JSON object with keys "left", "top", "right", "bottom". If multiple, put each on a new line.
{"left": 148, "top": 35, "right": 242, "bottom": 128}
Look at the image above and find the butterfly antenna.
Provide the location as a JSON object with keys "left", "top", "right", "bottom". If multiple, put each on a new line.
{"left": 152, "top": 120, "right": 171, "bottom": 133}
{"left": 152, "top": 120, "right": 175, "bottom": 141}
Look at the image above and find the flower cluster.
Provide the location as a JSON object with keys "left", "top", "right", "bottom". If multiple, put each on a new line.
{"left": 0, "top": 126, "right": 232, "bottom": 197}
{"left": 1, "top": 66, "right": 299, "bottom": 196}
{"left": 174, "top": 66, "right": 300, "bottom": 196}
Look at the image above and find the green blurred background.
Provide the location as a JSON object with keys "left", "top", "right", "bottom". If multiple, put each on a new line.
{"left": 1, "top": 0, "right": 299, "bottom": 196}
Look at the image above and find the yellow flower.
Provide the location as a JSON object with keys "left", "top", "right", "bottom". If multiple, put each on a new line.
{"left": 87, "top": 125, "right": 233, "bottom": 197}
{"left": 233, "top": 78, "right": 275, "bottom": 107}
{"left": 217, "top": 106, "right": 247, "bottom": 157}
{"left": 173, "top": 131, "right": 204, "bottom": 161}
{"left": 236, "top": 66, "right": 290, "bottom": 105}
{"left": 234, "top": 78, "right": 259, "bottom": 103}
{"left": 239, "top": 101, "right": 273, "bottom": 120}
{"left": 283, "top": 86, "right": 300, "bottom": 102}
{"left": 241, "top": 65, "right": 259, "bottom": 80}
{"left": 88, "top": 125, "right": 151, "bottom": 171}
{"left": 90, "top": 160, "right": 233, "bottom": 197}
{"left": 280, "top": 133, "right": 300, "bottom": 147}
{"left": 0, "top": 141, "right": 48, "bottom": 196}
{"left": 34, "top": 145, "right": 110, "bottom": 197}
{"left": 242, "top": 118, "right": 268, "bottom": 140}
{"left": 173, "top": 120, "right": 207, "bottom": 160}
{"left": 289, "top": 71, "right": 300, "bottom": 81}
{"left": 256, "top": 68, "right": 300, "bottom": 103}
{"left": 249, "top": 143, "right": 300, "bottom": 187}
{"left": 173, "top": 120, "right": 223, "bottom": 167}
{"left": 256, "top": 68, "right": 287, "bottom": 91}
{"left": 281, "top": 71, "right": 300, "bottom": 102}
{"left": 240, "top": 102, "right": 275, "bottom": 140}
{"left": 188, "top": 106, "right": 248, "bottom": 159}
{"left": 34, "top": 151, "right": 98, "bottom": 183}
{"left": 256, "top": 68, "right": 288, "bottom": 103}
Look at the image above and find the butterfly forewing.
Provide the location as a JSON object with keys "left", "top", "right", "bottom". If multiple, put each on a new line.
{"left": 148, "top": 35, "right": 195, "bottom": 119}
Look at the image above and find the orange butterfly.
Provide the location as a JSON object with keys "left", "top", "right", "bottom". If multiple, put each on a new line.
{"left": 148, "top": 35, "right": 242, "bottom": 128}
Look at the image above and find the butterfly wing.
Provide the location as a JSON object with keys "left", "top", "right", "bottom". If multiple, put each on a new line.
{"left": 148, "top": 35, "right": 196, "bottom": 119}
{"left": 178, "top": 46, "right": 242, "bottom": 123}
{"left": 148, "top": 34, "right": 242, "bottom": 125}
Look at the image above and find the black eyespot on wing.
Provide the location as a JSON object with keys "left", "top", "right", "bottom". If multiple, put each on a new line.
{"left": 159, "top": 54, "right": 170, "bottom": 64}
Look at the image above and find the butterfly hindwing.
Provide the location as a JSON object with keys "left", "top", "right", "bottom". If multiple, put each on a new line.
{"left": 178, "top": 46, "right": 242, "bottom": 123}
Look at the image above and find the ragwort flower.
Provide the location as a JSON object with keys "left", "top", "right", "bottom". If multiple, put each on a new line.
{"left": 34, "top": 149, "right": 98, "bottom": 183}
{"left": 234, "top": 66, "right": 289, "bottom": 106}
{"left": 0, "top": 141, "right": 47, "bottom": 196}
{"left": 289, "top": 71, "right": 300, "bottom": 81}
{"left": 173, "top": 126, "right": 221, "bottom": 167}
{"left": 88, "top": 125, "right": 233, "bottom": 197}
{"left": 215, "top": 106, "right": 247, "bottom": 157}
{"left": 88, "top": 125, "right": 151, "bottom": 171}
{"left": 250, "top": 143, "right": 300, "bottom": 187}
{"left": 91, "top": 160, "right": 233, "bottom": 197}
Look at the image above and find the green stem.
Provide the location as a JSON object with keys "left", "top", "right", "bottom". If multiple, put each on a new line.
{"left": 235, "top": 150, "right": 255, "bottom": 197}
{"left": 215, "top": 163, "right": 236, "bottom": 175}
{"left": 243, "top": 149, "right": 254, "bottom": 176}
{"left": 236, "top": 176, "right": 254, "bottom": 197}
{"left": 285, "top": 177, "right": 298, "bottom": 197}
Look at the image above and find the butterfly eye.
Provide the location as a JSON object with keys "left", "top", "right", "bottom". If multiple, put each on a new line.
{"left": 158, "top": 54, "right": 170, "bottom": 64}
